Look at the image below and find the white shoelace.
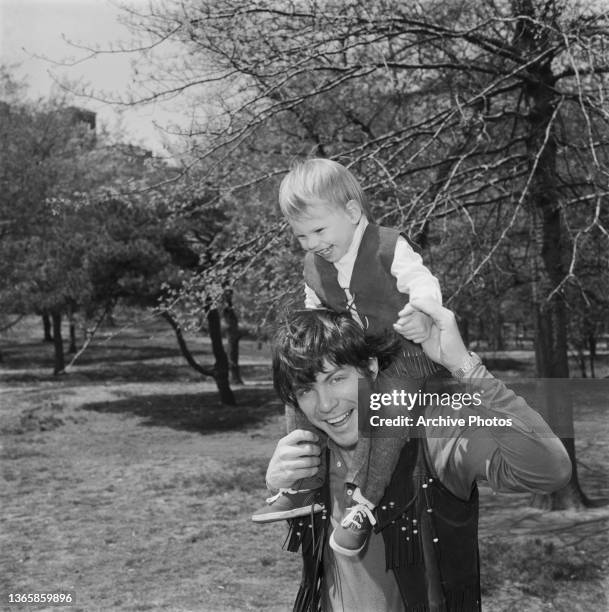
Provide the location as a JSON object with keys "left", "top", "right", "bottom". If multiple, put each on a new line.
{"left": 265, "top": 487, "right": 314, "bottom": 505}
{"left": 341, "top": 503, "right": 377, "bottom": 528}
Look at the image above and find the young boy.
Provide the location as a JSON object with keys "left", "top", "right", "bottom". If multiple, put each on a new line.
{"left": 252, "top": 158, "right": 442, "bottom": 556}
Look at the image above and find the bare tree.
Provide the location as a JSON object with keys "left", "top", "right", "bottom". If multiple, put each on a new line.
{"left": 94, "top": 0, "right": 609, "bottom": 507}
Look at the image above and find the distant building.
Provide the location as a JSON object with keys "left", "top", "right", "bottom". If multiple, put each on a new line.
{"left": 64, "top": 106, "right": 97, "bottom": 131}
{"left": 114, "top": 142, "right": 153, "bottom": 160}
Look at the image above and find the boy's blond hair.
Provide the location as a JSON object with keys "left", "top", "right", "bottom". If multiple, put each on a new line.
{"left": 278, "top": 158, "right": 370, "bottom": 218}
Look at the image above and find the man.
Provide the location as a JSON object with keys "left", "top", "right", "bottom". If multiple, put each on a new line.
{"left": 266, "top": 299, "right": 571, "bottom": 611}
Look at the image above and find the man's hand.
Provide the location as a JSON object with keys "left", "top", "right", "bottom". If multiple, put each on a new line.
{"left": 408, "top": 298, "right": 471, "bottom": 373}
{"left": 393, "top": 304, "right": 432, "bottom": 344}
{"left": 266, "top": 429, "right": 321, "bottom": 491}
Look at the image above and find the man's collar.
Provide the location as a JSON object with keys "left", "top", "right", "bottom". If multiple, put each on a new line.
{"left": 327, "top": 436, "right": 357, "bottom": 461}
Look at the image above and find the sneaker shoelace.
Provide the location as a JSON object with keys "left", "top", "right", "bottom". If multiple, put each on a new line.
{"left": 266, "top": 487, "right": 315, "bottom": 505}
{"left": 341, "top": 503, "right": 377, "bottom": 529}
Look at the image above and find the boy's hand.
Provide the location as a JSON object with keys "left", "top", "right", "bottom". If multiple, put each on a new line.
{"left": 393, "top": 303, "right": 433, "bottom": 344}
{"left": 266, "top": 429, "right": 321, "bottom": 491}
{"left": 408, "top": 298, "right": 470, "bottom": 372}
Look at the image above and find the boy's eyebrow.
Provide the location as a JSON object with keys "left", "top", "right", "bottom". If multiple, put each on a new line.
{"left": 295, "top": 224, "right": 324, "bottom": 235}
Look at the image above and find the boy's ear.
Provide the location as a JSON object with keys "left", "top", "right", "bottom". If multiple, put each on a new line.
{"left": 345, "top": 200, "right": 363, "bottom": 224}
{"left": 368, "top": 357, "right": 379, "bottom": 379}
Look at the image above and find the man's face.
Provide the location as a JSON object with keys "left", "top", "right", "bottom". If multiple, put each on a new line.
{"left": 288, "top": 201, "right": 361, "bottom": 263}
{"left": 295, "top": 360, "right": 362, "bottom": 448}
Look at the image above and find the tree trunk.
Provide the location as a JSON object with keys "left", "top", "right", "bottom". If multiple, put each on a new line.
{"left": 576, "top": 348, "right": 586, "bottom": 378}
{"left": 518, "top": 14, "right": 589, "bottom": 507}
{"left": 106, "top": 310, "right": 116, "bottom": 327}
{"left": 477, "top": 317, "right": 486, "bottom": 348}
{"left": 527, "top": 188, "right": 591, "bottom": 510}
{"left": 223, "top": 288, "right": 244, "bottom": 385}
{"left": 162, "top": 310, "right": 236, "bottom": 407}
{"left": 527, "top": 175, "right": 589, "bottom": 510}
{"left": 42, "top": 310, "right": 53, "bottom": 342}
{"left": 206, "top": 304, "right": 236, "bottom": 406}
{"left": 490, "top": 310, "right": 505, "bottom": 351}
{"left": 588, "top": 334, "right": 596, "bottom": 378}
{"left": 461, "top": 317, "right": 470, "bottom": 347}
{"left": 529, "top": 305, "right": 589, "bottom": 509}
{"left": 51, "top": 310, "right": 65, "bottom": 375}
{"left": 68, "top": 311, "right": 77, "bottom": 354}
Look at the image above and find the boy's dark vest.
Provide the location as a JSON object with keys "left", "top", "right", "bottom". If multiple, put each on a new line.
{"left": 303, "top": 223, "right": 437, "bottom": 377}
{"left": 286, "top": 436, "right": 481, "bottom": 612}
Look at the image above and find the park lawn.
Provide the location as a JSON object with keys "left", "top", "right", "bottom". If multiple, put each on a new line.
{"left": 1, "top": 314, "right": 608, "bottom": 611}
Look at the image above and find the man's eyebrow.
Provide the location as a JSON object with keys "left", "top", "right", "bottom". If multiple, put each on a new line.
{"left": 320, "top": 366, "right": 342, "bottom": 380}
{"left": 293, "top": 379, "right": 313, "bottom": 391}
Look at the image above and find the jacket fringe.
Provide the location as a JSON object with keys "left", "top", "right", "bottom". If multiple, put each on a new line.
{"left": 286, "top": 492, "right": 329, "bottom": 612}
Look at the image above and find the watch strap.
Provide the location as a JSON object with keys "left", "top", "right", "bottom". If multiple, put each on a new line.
{"left": 451, "top": 351, "right": 482, "bottom": 379}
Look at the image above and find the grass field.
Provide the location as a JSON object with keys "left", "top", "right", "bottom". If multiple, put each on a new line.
{"left": 1, "top": 313, "right": 608, "bottom": 611}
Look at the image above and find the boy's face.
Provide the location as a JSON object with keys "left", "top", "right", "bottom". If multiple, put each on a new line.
{"left": 294, "top": 360, "right": 362, "bottom": 449}
{"left": 288, "top": 201, "right": 362, "bottom": 263}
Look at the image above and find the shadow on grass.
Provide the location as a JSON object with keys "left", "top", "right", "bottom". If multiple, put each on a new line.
{"left": 1, "top": 341, "right": 190, "bottom": 368}
{"left": 2, "top": 364, "right": 203, "bottom": 385}
{"left": 0, "top": 351, "right": 271, "bottom": 384}
{"left": 82, "top": 387, "right": 283, "bottom": 434}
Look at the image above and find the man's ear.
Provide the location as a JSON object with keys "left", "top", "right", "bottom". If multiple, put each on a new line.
{"left": 345, "top": 200, "right": 363, "bottom": 224}
{"left": 368, "top": 357, "right": 379, "bottom": 379}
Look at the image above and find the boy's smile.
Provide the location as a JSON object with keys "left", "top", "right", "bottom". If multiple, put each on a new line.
{"left": 288, "top": 201, "right": 362, "bottom": 263}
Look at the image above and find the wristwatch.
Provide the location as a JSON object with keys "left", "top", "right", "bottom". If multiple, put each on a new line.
{"left": 451, "top": 351, "right": 482, "bottom": 379}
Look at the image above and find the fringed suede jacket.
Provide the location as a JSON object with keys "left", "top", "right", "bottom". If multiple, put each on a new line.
{"left": 286, "top": 435, "right": 481, "bottom": 612}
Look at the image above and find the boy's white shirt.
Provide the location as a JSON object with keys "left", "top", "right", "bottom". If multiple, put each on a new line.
{"left": 304, "top": 218, "right": 442, "bottom": 318}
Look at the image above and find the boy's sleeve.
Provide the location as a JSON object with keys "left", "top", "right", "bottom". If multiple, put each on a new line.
{"left": 391, "top": 236, "right": 442, "bottom": 303}
{"left": 304, "top": 283, "right": 323, "bottom": 309}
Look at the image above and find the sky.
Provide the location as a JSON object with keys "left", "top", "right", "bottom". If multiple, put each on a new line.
{"left": 0, "top": 0, "right": 179, "bottom": 155}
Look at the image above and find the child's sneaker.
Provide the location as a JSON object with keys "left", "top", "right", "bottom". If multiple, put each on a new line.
{"left": 251, "top": 487, "right": 324, "bottom": 523}
{"left": 329, "top": 489, "right": 377, "bottom": 556}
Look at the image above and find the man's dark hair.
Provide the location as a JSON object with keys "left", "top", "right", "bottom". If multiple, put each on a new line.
{"left": 272, "top": 309, "right": 401, "bottom": 407}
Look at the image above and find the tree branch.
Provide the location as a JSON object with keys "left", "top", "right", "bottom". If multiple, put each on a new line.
{"left": 161, "top": 310, "right": 214, "bottom": 377}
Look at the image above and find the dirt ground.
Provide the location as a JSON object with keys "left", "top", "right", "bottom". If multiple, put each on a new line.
{"left": 1, "top": 316, "right": 608, "bottom": 611}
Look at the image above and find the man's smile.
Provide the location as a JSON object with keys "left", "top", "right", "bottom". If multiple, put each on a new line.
{"left": 324, "top": 409, "right": 354, "bottom": 427}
